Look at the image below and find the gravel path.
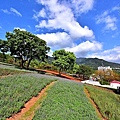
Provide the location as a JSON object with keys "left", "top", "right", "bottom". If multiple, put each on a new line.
{"left": 23, "top": 73, "right": 82, "bottom": 85}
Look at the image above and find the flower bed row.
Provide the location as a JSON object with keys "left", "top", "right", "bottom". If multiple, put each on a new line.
{"left": 85, "top": 84, "right": 120, "bottom": 120}
{"left": 0, "top": 75, "right": 55, "bottom": 120}
{"left": 33, "top": 81, "right": 100, "bottom": 120}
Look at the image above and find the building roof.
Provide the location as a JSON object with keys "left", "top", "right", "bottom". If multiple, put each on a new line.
{"left": 110, "top": 80, "right": 120, "bottom": 84}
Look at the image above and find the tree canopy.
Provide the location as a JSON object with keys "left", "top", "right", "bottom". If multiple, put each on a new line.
{"left": 5, "top": 29, "right": 50, "bottom": 68}
{"left": 52, "top": 49, "right": 76, "bottom": 75}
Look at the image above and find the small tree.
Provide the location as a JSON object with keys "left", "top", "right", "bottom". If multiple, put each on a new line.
{"left": 52, "top": 49, "right": 76, "bottom": 75}
{"left": 6, "top": 29, "right": 50, "bottom": 68}
{"left": 76, "top": 65, "right": 93, "bottom": 80}
{"left": 94, "top": 69, "right": 120, "bottom": 84}
{"left": 73, "top": 63, "right": 79, "bottom": 74}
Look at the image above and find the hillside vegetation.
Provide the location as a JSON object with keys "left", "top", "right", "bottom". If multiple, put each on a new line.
{"left": 76, "top": 58, "right": 120, "bottom": 69}
{"left": 48, "top": 57, "right": 120, "bottom": 70}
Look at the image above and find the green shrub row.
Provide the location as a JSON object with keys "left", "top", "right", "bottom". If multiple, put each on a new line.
{"left": 0, "top": 75, "right": 55, "bottom": 120}
{"left": 33, "top": 81, "right": 100, "bottom": 120}
{"left": 85, "top": 85, "right": 120, "bottom": 120}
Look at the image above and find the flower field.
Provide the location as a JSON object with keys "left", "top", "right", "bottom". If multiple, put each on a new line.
{"left": 85, "top": 85, "right": 120, "bottom": 120}
{"left": 33, "top": 81, "right": 100, "bottom": 120}
{"left": 0, "top": 75, "right": 55, "bottom": 120}
{"left": 1, "top": 67, "right": 118, "bottom": 120}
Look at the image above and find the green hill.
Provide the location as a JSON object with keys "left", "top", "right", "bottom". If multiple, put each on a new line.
{"left": 76, "top": 57, "right": 120, "bottom": 69}
{"left": 48, "top": 56, "right": 120, "bottom": 70}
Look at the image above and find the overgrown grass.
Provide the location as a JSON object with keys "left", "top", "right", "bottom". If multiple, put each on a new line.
{"left": 0, "top": 75, "right": 55, "bottom": 120}
{"left": 33, "top": 81, "right": 100, "bottom": 120}
{"left": 85, "top": 85, "right": 120, "bottom": 120}
{"left": 0, "top": 68, "right": 27, "bottom": 76}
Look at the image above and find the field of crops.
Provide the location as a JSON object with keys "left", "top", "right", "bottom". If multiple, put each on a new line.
{"left": 2, "top": 66, "right": 118, "bottom": 120}
{"left": 85, "top": 85, "right": 120, "bottom": 120}
{"left": 0, "top": 75, "right": 55, "bottom": 120}
{"left": 33, "top": 81, "right": 100, "bottom": 120}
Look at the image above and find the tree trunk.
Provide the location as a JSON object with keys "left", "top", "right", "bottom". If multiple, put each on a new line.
{"left": 21, "top": 58, "right": 24, "bottom": 68}
{"left": 27, "top": 58, "right": 32, "bottom": 69}
{"left": 3, "top": 52, "right": 6, "bottom": 61}
{"left": 59, "top": 68, "right": 62, "bottom": 76}
{"left": 83, "top": 75, "right": 85, "bottom": 80}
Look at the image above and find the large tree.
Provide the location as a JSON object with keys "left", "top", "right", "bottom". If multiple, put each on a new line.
{"left": 6, "top": 29, "right": 50, "bottom": 68}
{"left": 52, "top": 49, "right": 76, "bottom": 75}
{"left": 0, "top": 39, "right": 9, "bottom": 61}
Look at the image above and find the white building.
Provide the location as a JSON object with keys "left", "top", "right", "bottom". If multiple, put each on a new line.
{"left": 98, "top": 66, "right": 112, "bottom": 71}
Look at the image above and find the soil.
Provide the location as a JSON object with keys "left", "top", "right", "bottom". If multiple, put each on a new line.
{"left": 6, "top": 82, "right": 55, "bottom": 120}
{"left": 84, "top": 87, "right": 108, "bottom": 120}
{"left": 36, "top": 69, "right": 81, "bottom": 82}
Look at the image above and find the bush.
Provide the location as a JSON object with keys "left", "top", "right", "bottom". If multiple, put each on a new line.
{"left": 99, "top": 79, "right": 110, "bottom": 85}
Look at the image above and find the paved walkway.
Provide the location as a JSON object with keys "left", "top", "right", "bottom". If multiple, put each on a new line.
{"left": 81, "top": 80, "right": 116, "bottom": 89}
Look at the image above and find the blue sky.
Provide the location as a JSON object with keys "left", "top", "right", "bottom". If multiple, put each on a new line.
{"left": 0, "top": 0, "right": 120, "bottom": 63}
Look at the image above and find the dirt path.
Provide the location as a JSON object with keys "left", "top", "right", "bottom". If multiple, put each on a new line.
{"left": 84, "top": 87, "right": 107, "bottom": 120}
{"left": 6, "top": 81, "right": 55, "bottom": 120}
{"left": 36, "top": 69, "right": 81, "bottom": 82}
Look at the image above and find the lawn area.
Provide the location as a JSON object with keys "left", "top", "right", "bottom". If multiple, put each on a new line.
{"left": 0, "top": 75, "right": 55, "bottom": 120}
{"left": 33, "top": 81, "right": 100, "bottom": 120}
{"left": 85, "top": 84, "right": 120, "bottom": 120}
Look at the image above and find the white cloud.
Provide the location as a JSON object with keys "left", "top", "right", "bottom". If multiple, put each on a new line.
{"left": 10, "top": 8, "right": 22, "bottom": 17}
{"left": 14, "top": 27, "right": 26, "bottom": 31}
{"left": 36, "top": 0, "right": 94, "bottom": 15}
{"left": 35, "top": 0, "right": 94, "bottom": 39}
{"left": 68, "top": 0, "right": 94, "bottom": 15}
{"left": 37, "top": 32, "right": 74, "bottom": 49}
{"left": 33, "top": 8, "right": 46, "bottom": 21}
{"left": 65, "top": 41, "right": 102, "bottom": 57}
{"left": 1, "top": 9, "right": 10, "bottom": 14}
{"left": 34, "top": 0, "right": 103, "bottom": 58}
{"left": 47, "top": 49, "right": 53, "bottom": 57}
{"left": 96, "top": 11, "right": 117, "bottom": 31}
{"left": 37, "top": 32, "right": 102, "bottom": 58}
{"left": 112, "top": 6, "right": 120, "bottom": 12}
{"left": 87, "top": 46, "right": 120, "bottom": 63}
{"left": 1, "top": 8, "right": 22, "bottom": 17}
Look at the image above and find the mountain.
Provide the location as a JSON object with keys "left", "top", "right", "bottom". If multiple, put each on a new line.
{"left": 76, "top": 57, "right": 120, "bottom": 69}
{"left": 48, "top": 56, "right": 120, "bottom": 70}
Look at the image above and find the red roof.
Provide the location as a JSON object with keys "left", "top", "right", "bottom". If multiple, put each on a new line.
{"left": 110, "top": 80, "right": 120, "bottom": 84}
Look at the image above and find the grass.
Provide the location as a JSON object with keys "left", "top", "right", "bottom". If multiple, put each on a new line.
{"left": 0, "top": 75, "right": 56, "bottom": 120}
{"left": 85, "top": 84, "right": 120, "bottom": 120}
{"left": 33, "top": 81, "right": 100, "bottom": 120}
{"left": 0, "top": 68, "right": 28, "bottom": 76}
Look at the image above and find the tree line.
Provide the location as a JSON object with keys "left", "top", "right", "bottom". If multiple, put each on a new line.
{"left": 0, "top": 29, "right": 120, "bottom": 82}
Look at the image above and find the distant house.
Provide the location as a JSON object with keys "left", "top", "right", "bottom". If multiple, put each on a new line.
{"left": 110, "top": 80, "right": 120, "bottom": 89}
